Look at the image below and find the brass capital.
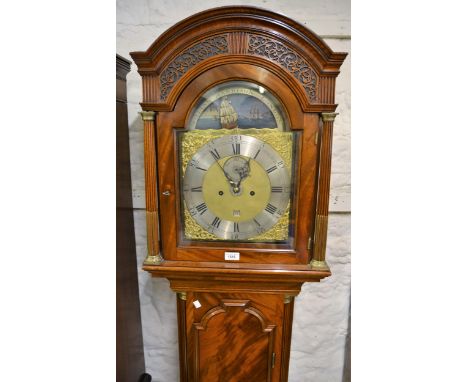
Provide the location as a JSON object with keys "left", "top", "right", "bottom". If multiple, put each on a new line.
{"left": 321, "top": 112, "right": 338, "bottom": 122}
{"left": 284, "top": 295, "right": 294, "bottom": 304}
{"left": 140, "top": 111, "right": 156, "bottom": 121}
{"left": 143, "top": 253, "right": 164, "bottom": 265}
{"left": 177, "top": 292, "right": 187, "bottom": 301}
{"left": 309, "top": 259, "right": 330, "bottom": 271}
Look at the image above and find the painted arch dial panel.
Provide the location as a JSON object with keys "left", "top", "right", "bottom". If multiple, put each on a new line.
{"left": 183, "top": 134, "right": 291, "bottom": 240}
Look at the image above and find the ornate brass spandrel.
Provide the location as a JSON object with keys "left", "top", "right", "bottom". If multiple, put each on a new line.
{"left": 251, "top": 202, "right": 290, "bottom": 241}
{"left": 183, "top": 205, "right": 218, "bottom": 240}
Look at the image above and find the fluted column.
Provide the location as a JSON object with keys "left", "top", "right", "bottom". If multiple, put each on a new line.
{"left": 140, "top": 111, "right": 163, "bottom": 265}
{"left": 310, "top": 112, "right": 338, "bottom": 271}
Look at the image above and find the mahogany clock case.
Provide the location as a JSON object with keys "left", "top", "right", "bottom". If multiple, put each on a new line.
{"left": 130, "top": 6, "right": 347, "bottom": 276}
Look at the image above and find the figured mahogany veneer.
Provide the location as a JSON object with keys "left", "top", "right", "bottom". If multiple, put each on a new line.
{"left": 130, "top": 6, "right": 346, "bottom": 381}
{"left": 185, "top": 293, "right": 286, "bottom": 382}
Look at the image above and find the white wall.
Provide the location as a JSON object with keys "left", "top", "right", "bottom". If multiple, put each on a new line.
{"left": 117, "top": 1, "right": 350, "bottom": 380}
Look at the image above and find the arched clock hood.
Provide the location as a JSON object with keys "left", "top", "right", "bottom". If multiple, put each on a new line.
{"left": 130, "top": 6, "right": 347, "bottom": 112}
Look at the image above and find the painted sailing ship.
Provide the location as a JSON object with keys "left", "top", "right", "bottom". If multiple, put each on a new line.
{"left": 218, "top": 96, "right": 238, "bottom": 129}
{"left": 249, "top": 105, "right": 261, "bottom": 120}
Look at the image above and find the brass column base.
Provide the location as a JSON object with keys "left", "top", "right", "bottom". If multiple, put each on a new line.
{"left": 309, "top": 259, "right": 330, "bottom": 271}
{"left": 143, "top": 254, "right": 164, "bottom": 265}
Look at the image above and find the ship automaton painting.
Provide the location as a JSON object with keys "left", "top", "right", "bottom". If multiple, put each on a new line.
{"left": 188, "top": 81, "right": 287, "bottom": 131}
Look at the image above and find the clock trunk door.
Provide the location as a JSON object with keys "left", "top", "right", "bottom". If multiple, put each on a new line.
{"left": 185, "top": 292, "right": 285, "bottom": 382}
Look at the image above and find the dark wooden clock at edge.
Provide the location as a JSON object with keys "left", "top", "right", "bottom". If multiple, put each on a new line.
{"left": 130, "top": 6, "right": 347, "bottom": 382}
{"left": 116, "top": 54, "right": 151, "bottom": 382}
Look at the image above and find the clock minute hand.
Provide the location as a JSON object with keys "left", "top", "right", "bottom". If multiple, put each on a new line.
{"left": 213, "top": 158, "right": 236, "bottom": 187}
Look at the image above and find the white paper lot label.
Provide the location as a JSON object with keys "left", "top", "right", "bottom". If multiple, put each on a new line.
{"left": 224, "top": 252, "right": 240, "bottom": 261}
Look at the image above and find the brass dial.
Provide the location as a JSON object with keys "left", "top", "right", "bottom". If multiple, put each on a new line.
{"left": 183, "top": 134, "right": 291, "bottom": 240}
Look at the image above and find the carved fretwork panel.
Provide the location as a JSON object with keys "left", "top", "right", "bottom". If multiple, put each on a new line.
{"left": 151, "top": 32, "right": 320, "bottom": 105}
{"left": 159, "top": 35, "right": 228, "bottom": 101}
{"left": 247, "top": 34, "right": 318, "bottom": 102}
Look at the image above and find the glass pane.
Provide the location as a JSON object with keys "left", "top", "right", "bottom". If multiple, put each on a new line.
{"left": 179, "top": 81, "right": 298, "bottom": 246}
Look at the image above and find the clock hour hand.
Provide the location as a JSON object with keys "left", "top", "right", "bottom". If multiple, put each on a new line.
{"left": 222, "top": 156, "right": 252, "bottom": 194}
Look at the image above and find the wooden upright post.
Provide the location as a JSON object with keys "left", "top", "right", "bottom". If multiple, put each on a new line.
{"left": 311, "top": 112, "right": 338, "bottom": 271}
{"left": 140, "top": 110, "right": 163, "bottom": 265}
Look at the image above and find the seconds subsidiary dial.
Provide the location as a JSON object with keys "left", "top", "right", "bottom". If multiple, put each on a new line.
{"left": 183, "top": 135, "right": 290, "bottom": 240}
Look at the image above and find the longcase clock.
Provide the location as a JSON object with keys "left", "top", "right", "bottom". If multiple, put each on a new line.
{"left": 130, "top": 6, "right": 347, "bottom": 381}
